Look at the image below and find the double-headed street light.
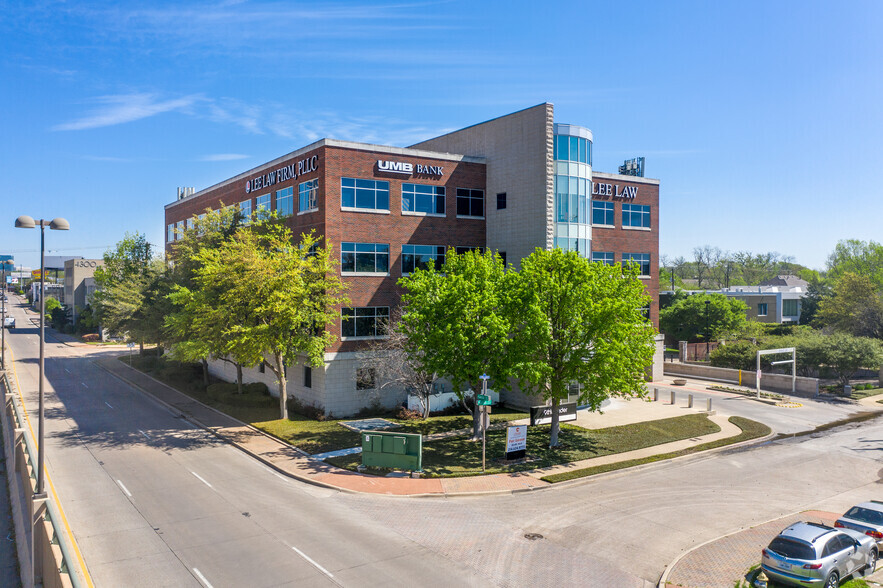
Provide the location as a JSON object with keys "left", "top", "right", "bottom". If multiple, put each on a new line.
{"left": 14, "top": 215, "right": 69, "bottom": 498}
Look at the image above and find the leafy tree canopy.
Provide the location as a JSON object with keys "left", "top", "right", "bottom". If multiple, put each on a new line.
{"left": 659, "top": 293, "right": 747, "bottom": 343}
{"left": 826, "top": 239, "right": 883, "bottom": 288}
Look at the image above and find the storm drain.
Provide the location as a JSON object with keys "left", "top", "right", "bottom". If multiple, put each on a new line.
{"left": 523, "top": 533, "right": 544, "bottom": 541}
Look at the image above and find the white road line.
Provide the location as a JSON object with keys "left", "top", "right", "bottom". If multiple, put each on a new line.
{"left": 191, "top": 471, "right": 213, "bottom": 488}
{"left": 104, "top": 402, "right": 113, "bottom": 409}
{"left": 116, "top": 480, "right": 132, "bottom": 497}
{"left": 192, "top": 568, "right": 214, "bottom": 588}
{"left": 139, "top": 430, "right": 151, "bottom": 440}
{"left": 81, "top": 382, "right": 88, "bottom": 388}
{"left": 290, "top": 544, "right": 335, "bottom": 579}
{"left": 64, "top": 368, "right": 71, "bottom": 373}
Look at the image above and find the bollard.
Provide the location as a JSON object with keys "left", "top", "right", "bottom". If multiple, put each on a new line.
{"left": 670, "top": 390, "right": 675, "bottom": 405}
{"left": 653, "top": 388, "right": 658, "bottom": 401}
{"left": 707, "top": 397, "right": 712, "bottom": 412}
{"left": 687, "top": 394, "right": 693, "bottom": 408}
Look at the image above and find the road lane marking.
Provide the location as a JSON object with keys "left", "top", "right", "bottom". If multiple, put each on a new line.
{"left": 81, "top": 382, "right": 88, "bottom": 388}
{"left": 193, "top": 568, "right": 214, "bottom": 588}
{"left": 104, "top": 402, "right": 113, "bottom": 409}
{"left": 191, "top": 471, "right": 213, "bottom": 488}
{"left": 6, "top": 343, "right": 95, "bottom": 587}
{"left": 139, "top": 430, "right": 151, "bottom": 440}
{"left": 289, "top": 544, "right": 335, "bottom": 579}
{"left": 116, "top": 480, "right": 132, "bottom": 497}
{"left": 64, "top": 368, "right": 70, "bottom": 373}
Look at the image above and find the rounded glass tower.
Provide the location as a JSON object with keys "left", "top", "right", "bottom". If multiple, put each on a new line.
{"left": 552, "top": 123, "right": 593, "bottom": 257}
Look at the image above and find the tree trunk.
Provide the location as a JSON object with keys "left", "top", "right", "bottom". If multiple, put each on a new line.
{"left": 236, "top": 363, "right": 243, "bottom": 395}
{"left": 275, "top": 352, "right": 288, "bottom": 420}
{"left": 201, "top": 358, "right": 209, "bottom": 386}
{"left": 549, "top": 396, "right": 561, "bottom": 448}
{"left": 139, "top": 341, "right": 144, "bottom": 355}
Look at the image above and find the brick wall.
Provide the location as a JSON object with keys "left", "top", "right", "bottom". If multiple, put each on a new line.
{"left": 589, "top": 173, "right": 660, "bottom": 329}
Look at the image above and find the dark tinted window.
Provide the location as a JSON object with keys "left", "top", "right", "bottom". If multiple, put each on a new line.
{"left": 845, "top": 506, "right": 883, "bottom": 525}
{"left": 768, "top": 537, "right": 816, "bottom": 560}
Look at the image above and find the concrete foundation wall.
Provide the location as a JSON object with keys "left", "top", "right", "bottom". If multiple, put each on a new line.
{"left": 663, "top": 362, "right": 820, "bottom": 398}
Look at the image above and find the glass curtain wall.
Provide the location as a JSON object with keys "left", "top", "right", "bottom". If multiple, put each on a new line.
{"left": 553, "top": 124, "right": 593, "bottom": 257}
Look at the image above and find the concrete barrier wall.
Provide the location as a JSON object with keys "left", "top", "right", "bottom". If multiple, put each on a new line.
{"left": 663, "top": 362, "right": 819, "bottom": 398}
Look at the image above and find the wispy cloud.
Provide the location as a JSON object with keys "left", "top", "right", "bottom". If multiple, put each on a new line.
{"left": 79, "top": 154, "right": 136, "bottom": 162}
{"left": 52, "top": 93, "right": 202, "bottom": 131}
{"left": 199, "top": 153, "right": 250, "bottom": 162}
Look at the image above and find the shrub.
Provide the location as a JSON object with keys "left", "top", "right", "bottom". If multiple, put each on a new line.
{"left": 287, "top": 396, "right": 326, "bottom": 421}
{"left": 709, "top": 340, "right": 758, "bottom": 371}
{"left": 394, "top": 406, "right": 422, "bottom": 420}
{"left": 82, "top": 333, "right": 100, "bottom": 342}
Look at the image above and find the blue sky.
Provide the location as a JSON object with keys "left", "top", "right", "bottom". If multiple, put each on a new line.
{"left": 1, "top": 0, "right": 881, "bottom": 271}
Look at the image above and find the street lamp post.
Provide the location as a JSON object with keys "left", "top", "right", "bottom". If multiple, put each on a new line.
{"left": 0, "top": 260, "right": 13, "bottom": 369}
{"left": 14, "top": 216, "right": 69, "bottom": 498}
{"left": 704, "top": 299, "right": 711, "bottom": 361}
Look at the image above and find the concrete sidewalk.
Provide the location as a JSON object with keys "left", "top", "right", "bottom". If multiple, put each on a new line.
{"left": 95, "top": 357, "right": 761, "bottom": 497}
{"left": 663, "top": 510, "right": 883, "bottom": 587}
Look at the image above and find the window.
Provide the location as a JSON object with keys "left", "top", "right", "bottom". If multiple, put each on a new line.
{"left": 356, "top": 367, "right": 376, "bottom": 390}
{"left": 275, "top": 186, "right": 293, "bottom": 217}
{"left": 341, "top": 243, "right": 389, "bottom": 274}
{"left": 622, "top": 253, "right": 651, "bottom": 277}
{"left": 554, "top": 135, "right": 592, "bottom": 164}
{"left": 341, "top": 178, "right": 389, "bottom": 211}
{"left": 499, "top": 251, "right": 507, "bottom": 266}
{"left": 299, "top": 179, "right": 318, "bottom": 212}
{"left": 304, "top": 366, "right": 312, "bottom": 389}
{"left": 186, "top": 218, "right": 195, "bottom": 230}
{"left": 592, "top": 201, "right": 615, "bottom": 226}
{"left": 239, "top": 199, "right": 252, "bottom": 224}
{"left": 757, "top": 303, "right": 768, "bottom": 316}
{"left": 341, "top": 307, "right": 389, "bottom": 338}
{"left": 456, "top": 188, "right": 484, "bottom": 217}
{"left": 497, "top": 192, "right": 507, "bottom": 209}
{"left": 255, "top": 193, "right": 271, "bottom": 216}
{"left": 622, "top": 203, "right": 651, "bottom": 228}
{"left": 176, "top": 221, "right": 185, "bottom": 240}
{"left": 455, "top": 246, "right": 481, "bottom": 255}
{"left": 783, "top": 299, "right": 798, "bottom": 316}
{"left": 591, "top": 251, "right": 615, "bottom": 266}
{"left": 167, "top": 224, "right": 175, "bottom": 243}
{"left": 402, "top": 245, "right": 445, "bottom": 274}
{"left": 402, "top": 183, "right": 445, "bottom": 215}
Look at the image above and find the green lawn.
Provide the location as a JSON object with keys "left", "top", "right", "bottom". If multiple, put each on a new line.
{"left": 327, "top": 413, "right": 721, "bottom": 477}
{"left": 120, "top": 355, "right": 527, "bottom": 455}
{"left": 542, "top": 416, "right": 770, "bottom": 483}
{"left": 255, "top": 410, "right": 527, "bottom": 455}
{"left": 849, "top": 387, "right": 883, "bottom": 400}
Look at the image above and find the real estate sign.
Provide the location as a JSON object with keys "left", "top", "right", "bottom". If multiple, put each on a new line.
{"left": 505, "top": 425, "right": 527, "bottom": 460}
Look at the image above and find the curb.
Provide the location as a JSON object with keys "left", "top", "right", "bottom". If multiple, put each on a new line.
{"left": 94, "top": 358, "right": 784, "bottom": 500}
{"left": 90, "top": 358, "right": 353, "bottom": 495}
{"left": 656, "top": 509, "right": 840, "bottom": 587}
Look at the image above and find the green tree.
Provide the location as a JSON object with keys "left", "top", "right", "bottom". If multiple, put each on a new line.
{"left": 166, "top": 206, "right": 249, "bottom": 390}
{"left": 509, "top": 248, "right": 656, "bottom": 447}
{"left": 820, "top": 333, "right": 883, "bottom": 386}
{"left": 43, "top": 296, "right": 61, "bottom": 322}
{"left": 399, "top": 249, "right": 512, "bottom": 440}
{"left": 186, "top": 222, "right": 345, "bottom": 419}
{"left": 93, "top": 232, "right": 163, "bottom": 351}
{"left": 659, "top": 293, "right": 748, "bottom": 344}
{"left": 826, "top": 239, "right": 883, "bottom": 288}
{"left": 817, "top": 272, "right": 883, "bottom": 339}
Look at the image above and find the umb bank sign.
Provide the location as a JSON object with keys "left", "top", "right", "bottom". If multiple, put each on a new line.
{"left": 376, "top": 160, "right": 444, "bottom": 177}
{"left": 245, "top": 155, "right": 319, "bottom": 193}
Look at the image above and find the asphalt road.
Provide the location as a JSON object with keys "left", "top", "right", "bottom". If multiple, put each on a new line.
{"left": 4, "top": 294, "right": 882, "bottom": 587}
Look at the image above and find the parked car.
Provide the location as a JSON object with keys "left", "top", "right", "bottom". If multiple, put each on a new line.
{"left": 836, "top": 501, "right": 883, "bottom": 548}
{"left": 3, "top": 316, "right": 13, "bottom": 329}
{"left": 761, "top": 521, "right": 877, "bottom": 587}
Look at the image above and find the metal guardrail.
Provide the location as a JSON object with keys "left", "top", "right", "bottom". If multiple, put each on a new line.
{"left": 1, "top": 365, "right": 83, "bottom": 588}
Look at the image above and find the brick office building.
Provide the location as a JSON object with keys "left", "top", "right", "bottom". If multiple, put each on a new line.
{"left": 164, "top": 103, "right": 661, "bottom": 415}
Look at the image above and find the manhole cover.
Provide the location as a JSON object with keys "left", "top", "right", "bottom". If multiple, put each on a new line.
{"left": 524, "top": 533, "right": 544, "bottom": 541}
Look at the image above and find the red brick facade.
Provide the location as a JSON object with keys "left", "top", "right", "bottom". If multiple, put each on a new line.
{"left": 588, "top": 175, "right": 660, "bottom": 328}
{"left": 164, "top": 142, "right": 487, "bottom": 353}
